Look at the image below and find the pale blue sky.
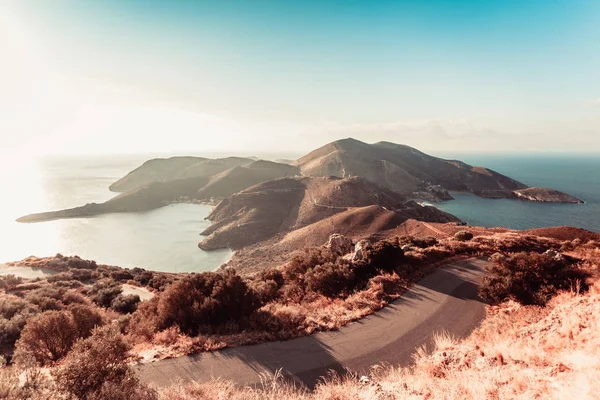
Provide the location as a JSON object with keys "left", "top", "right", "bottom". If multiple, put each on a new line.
{"left": 1, "top": 0, "right": 599, "bottom": 157}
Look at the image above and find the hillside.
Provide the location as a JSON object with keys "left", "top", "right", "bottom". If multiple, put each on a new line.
{"left": 109, "top": 156, "right": 253, "bottom": 192}
{"left": 199, "top": 176, "right": 460, "bottom": 252}
{"left": 196, "top": 160, "right": 299, "bottom": 200}
{"left": 295, "top": 139, "right": 581, "bottom": 203}
{"left": 226, "top": 207, "right": 460, "bottom": 273}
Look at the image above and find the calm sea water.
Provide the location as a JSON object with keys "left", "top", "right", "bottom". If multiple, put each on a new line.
{"left": 0, "top": 155, "right": 232, "bottom": 273}
{"left": 435, "top": 155, "right": 600, "bottom": 233}
{"left": 0, "top": 154, "right": 597, "bottom": 273}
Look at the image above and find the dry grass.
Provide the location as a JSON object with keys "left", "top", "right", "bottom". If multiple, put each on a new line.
{"left": 156, "top": 282, "right": 600, "bottom": 400}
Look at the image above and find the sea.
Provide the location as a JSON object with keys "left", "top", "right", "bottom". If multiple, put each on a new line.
{"left": 0, "top": 153, "right": 598, "bottom": 273}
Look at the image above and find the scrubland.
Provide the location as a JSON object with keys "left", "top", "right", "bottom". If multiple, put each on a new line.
{"left": 0, "top": 229, "right": 598, "bottom": 399}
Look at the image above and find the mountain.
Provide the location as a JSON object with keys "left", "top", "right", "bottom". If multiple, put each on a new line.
{"left": 294, "top": 139, "right": 581, "bottom": 203}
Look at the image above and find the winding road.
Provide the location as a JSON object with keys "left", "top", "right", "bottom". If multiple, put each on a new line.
{"left": 138, "top": 258, "right": 489, "bottom": 389}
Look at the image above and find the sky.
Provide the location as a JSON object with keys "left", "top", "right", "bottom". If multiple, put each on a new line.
{"left": 1, "top": 0, "right": 599, "bottom": 159}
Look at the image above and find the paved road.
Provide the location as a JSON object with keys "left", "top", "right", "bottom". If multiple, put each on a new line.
{"left": 138, "top": 258, "right": 489, "bottom": 389}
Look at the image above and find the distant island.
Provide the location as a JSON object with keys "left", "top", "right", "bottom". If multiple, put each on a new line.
{"left": 17, "top": 139, "right": 583, "bottom": 270}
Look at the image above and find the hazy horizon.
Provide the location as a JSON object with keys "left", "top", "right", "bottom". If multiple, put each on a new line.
{"left": 1, "top": 0, "right": 599, "bottom": 160}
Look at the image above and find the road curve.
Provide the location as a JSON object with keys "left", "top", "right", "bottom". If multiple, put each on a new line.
{"left": 138, "top": 258, "right": 489, "bottom": 389}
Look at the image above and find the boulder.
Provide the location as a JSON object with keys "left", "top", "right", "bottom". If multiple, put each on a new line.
{"left": 544, "top": 249, "right": 566, "bottom": 262}
{"left": 352, "top": 240, "right": 371, "bottom": 263}
{"left": 326, "top": 234, "right": 354, "bottom": 256}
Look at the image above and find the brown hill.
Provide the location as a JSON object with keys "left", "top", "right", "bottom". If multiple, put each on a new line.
{"left": 295, "top": 139, "right": 579, "bottom": 203}
{"left": 109, "top": 156, "right": 253, "bottom": 192}
{"left": 199, "top": 176, "right": 460, "bottom": 251}
{"left": 195, "top": 161, "right": 300, "bottom": 201}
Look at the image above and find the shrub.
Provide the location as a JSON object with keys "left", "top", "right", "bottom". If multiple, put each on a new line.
{"left": 364, "top": 239, "right": 405, "bottom": 272}
{"left": 111, "top": 294, "right": 141, "bottom": 314}
{"left": 454, "top": 230, "right": 474, "bottom": 241}
{"left": 304, "top": 261, "right": 356, "bottom": 298}
{"left": 284, "top": 248, "right": 338, "bottom": 282}
{"left": 89, "top": 281, "right": 122, "bottom": 308}
{"left": 156, "top": 270, "right": 261, "bottom": 335}
{"left": 68, "top": 305, "right": 105, "bottom": 339}
{"left": 249, "top": 268, "right": 285, "bottom": 303}
{"left": 110, "top": 270, "right": 134, "bottom": 282}
{"left": 69, "top": 268, "right": 96, "bottom": 282}
{"left": 46, "top": 272, "right": 75, "bottom": 283}
{"left": 127, "top": 297, "right": 161, "bottom": 341}
{"left": 479, "top": 252, "right": 591, "bottom": 306}
{"left": 25, "top": 286, "right": 68, "bottom": 311}
{"left": 14, "top": 306, "right": 105, "bottom": 365}
{"left": 0, "top": 275, "right": 22, "bottom": 291}
{"left": 53, "top": 325, "right": 156, "bottom": 400}
{"left": 14, "top": 311, "right": 78, "bottom": 365}
{"left": 0, "top": 296, "right": 38, "bottom": 360}
{"left": 66, "top": 255, "right": 98, "bottom": 270}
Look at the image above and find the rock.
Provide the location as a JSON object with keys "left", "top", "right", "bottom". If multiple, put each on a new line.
{"left": 544, "top": 249, "right": 566, "bottom": 262}
{"left": 326, "top": 234, "right": 354, "bottom": 256}
{"left": 401, "top": 244, "right": 413, "bottom": 252}
{"left": 352, "top": 240, "right": 371, "bottom": 263}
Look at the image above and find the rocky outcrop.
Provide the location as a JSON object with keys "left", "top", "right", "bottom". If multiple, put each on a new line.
{"left": 352, "top": 240, "right": 370, "bottom": 263}
{"left": 513, "top": 188, "right": 583, "bottom": 204}
{"left": 326, "top": 234, "right": 354, "bottom": 255}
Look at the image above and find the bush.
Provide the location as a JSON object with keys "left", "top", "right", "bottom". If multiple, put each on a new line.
{"left": 111, "top": 294, "right": 141, "bottom": 314}
{"left": 110, "top": 270, "right": 134, "bottom": 282}
{"left": 249, "top": 268, "right": 285, "bottom": 303}
{"left": 454, "top": 230, "right": 474, "bottom": 241}
{"left": 304, "top": 261, "right": 356, "bottom": 298}
{"left": 364, "top": 239, "right": 405, "bottom": 272}
{"left": 479, "top": 252, "right": 591, "bottom": 306}
{"left": 0, "top": 275, "right": 22, "bottom": 291}
{"left": 70, "top": 268, "right": 96, "bottom": 282}
{"left": 89, "top": 281, "right": 122, "bottom": 308}
{"left": 284, "top": 248, "right": 338, "bottom": 282}
{"left": 156, "top": 270, "right": 261, "bottom": 335}
{"left": 53, "top": 325, "right": 156, "bottom": 400}
{"left": 25, "top": 286, "right": 68, "bottom": 311}
{"left": 0, "top": 296, "right": 38, "bottom": 360}
{"left": 127, "top": 297, "right": 161, "bottom": 341}
{"left": 14, "top": 306, "right": 105, "bottom": 365}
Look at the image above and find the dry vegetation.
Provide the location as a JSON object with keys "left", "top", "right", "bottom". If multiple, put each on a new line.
{"left": 1, "top": 229, "right": 598, "bottom": 399}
